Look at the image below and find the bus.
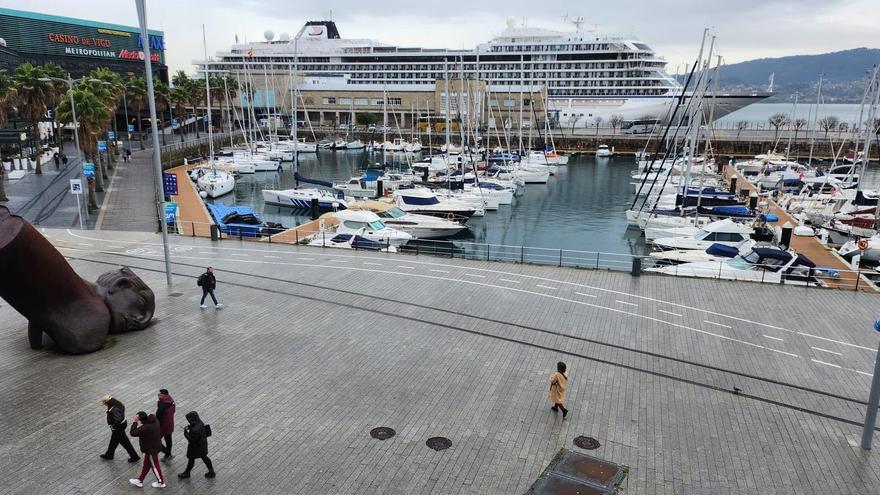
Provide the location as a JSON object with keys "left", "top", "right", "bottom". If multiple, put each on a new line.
{"left": 620, "top": 119, "right": 660, "bottom": 134}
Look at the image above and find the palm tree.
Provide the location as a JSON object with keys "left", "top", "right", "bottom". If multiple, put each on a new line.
{"left": 41, "top": 63, "right": 67, "bottom": 147}
{"left": 125, "top": 76, "right": 147, "bottom": 150}
{"left": 56, "top": 86, "right": 109, "bottom": 210}
{"left": 86, "top": 67, "right": 123, "bottom": 175}
{"left": 169, "top": 86, "right": 188, "bottom": 143}
{"left": 12, "top": 63, "right": 53, "bottom": 174}
{"left": 0, "top": 69, "right": 15, "bottom": 202}
{"left": 153, "top": 80, "right": 169, "bottom": 146}
{"left": 171, "top": 70, "right": 190, "bottom": 88}
{"left": 221, "top": 75, "right": 239, "bottom": 132}
{"left": 185, "top": 77, "right": 204, "bottom": 139}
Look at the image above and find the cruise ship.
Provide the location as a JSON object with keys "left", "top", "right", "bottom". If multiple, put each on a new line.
{"left": 203, "top": 19, "right": 770, "bottom": 126}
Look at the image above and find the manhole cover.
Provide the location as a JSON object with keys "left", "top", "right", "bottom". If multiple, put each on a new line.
{"left": 426, "top": 437, "right": 452, "bottom": 451}
{"left": 573, "top": 436, "right": 601, "bottom": 450}
{"left": 168, "top": 292, "right": 184, "bottom": 297}
{"left": 370, "top": 427, "right": 396, "bottom": 440}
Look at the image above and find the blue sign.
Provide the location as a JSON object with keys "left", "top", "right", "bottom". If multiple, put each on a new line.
{"left": 163, "top": 172, "right": 178, "bottom": 196}
{"left": 874, "top": 315, "right": 880, "bottom": 332}
{"left": 108, "top": 131, "right": 116, "bottom": 140}
{"left": 128, "top": 124, "right": 135, "bottom": 133}
{"left": 97, "top": 140, "right": 107, "bottom": 152}
{"left": 82, "top": 162, "right": 95, "bottom": 179}
{"left": 138, "top": 34, "right": 166, "bottom": 51}
{"left": 164, "top": 202, "right": 178, "bottom": 224}
{"left": 171, "top": 118, "right": 178, "bottom": 126}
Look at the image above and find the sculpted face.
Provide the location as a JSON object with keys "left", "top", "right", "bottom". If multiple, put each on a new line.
{"left": 96, "top": 267, "right": 155, "bottom": 334}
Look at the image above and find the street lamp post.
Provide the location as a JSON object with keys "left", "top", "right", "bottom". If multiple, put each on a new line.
{"left": 135, "top": 0, "right": 173, "bottom": 286}
{"left": 861, "top": 315, "right": 880, "bottom": 449}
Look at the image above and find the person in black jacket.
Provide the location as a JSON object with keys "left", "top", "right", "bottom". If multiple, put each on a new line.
{"left": 197, "top": 266, "right": 222, "bottom": 309}
{"left": 99, "top": 395, "right": 140, "bottom": 462}
{"left": 177, "top": 411, "right": 216, "bottom": 479}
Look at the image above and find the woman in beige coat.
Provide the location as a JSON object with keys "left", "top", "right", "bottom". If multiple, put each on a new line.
{"left": 549, "top": 361, "right": 569, "bottom": 418}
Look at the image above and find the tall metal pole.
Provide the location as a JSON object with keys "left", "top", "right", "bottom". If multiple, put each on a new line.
{"left": 861, "top": 316, "right": 880, "bottom": 449}
{"left": 135, "top": 0, "right": 172, "bottom": 285}
{"left": 67, "top": 77, "right": 86, "bottom": 228}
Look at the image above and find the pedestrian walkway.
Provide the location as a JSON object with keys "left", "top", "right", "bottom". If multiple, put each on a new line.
{"left": 2, "top": 229, "right": 879, "bottom": 494}
{"left": 95, "top": 149, "right": 160, "bottom": 232}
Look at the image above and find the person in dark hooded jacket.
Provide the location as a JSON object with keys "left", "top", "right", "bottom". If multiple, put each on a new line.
{"left": 129, "top": 411, "right": 166, "bottom": 488}
{"left": 177, "top": 411, "right": 216, "bottom": 479}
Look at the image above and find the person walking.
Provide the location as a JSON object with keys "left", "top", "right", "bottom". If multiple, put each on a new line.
{"left": 53, "top": 152, "right": 60, "bottom": 170}
{"left": 61, "top": 153, "right": 68, "bottom": 167}
{"left": 197, "top": 267, "right": 222, "bottom": 309}
{"left": 156, "top": 389, "right": 176, "bottom": 462}
{"left": 99, "top": 395, "right": 140, "bottom": 462}
{"left": 549, "top": 361, "right": 569, "bottom": 418}
{"left": 177, "top": 411, "right": 216, "bottom": 479}
{"left": 125, "top": 148, "right": 132, "bottom": 163}
{"left": 129, "top": 411, "right": 166, "bottom": 488}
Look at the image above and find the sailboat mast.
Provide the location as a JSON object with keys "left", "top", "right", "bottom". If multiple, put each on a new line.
{"left": 202, "top": 25, "right": 215, "bottom": 172}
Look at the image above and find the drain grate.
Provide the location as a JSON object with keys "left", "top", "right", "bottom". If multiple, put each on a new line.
{"left": 370, "top": 427, "right": 396, "bottom": 440}
{"left": 573, "top": 436, "right": 601, "bottom": 450}
{"left": 425, "top": 437, "right": 452, "bottom": 451}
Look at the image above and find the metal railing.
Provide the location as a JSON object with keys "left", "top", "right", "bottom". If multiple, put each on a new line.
{"left": 172, "top": 219, "right": 876, "bottom": 292}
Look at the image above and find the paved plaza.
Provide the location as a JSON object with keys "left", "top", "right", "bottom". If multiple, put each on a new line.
{"left": 2, "top": 229, "right": 880, "bottom": 494}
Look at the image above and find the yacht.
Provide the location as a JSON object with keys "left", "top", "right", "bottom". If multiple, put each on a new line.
{"left": 345, "top": 139, "right": 366, "bottom": 150}
{"left": 353, "top": 200, "right": 468, "bottom": 239}
{"left": 262, "top": 188, "right": 349, "bottom": 209}
{"left": 203, "top": 20, "right": 768, "bottom": 124}
{"left": 596, "top": 145, "right": 613, "bottom": 157}
{"left": 391, "top": 187, "right": 480, "bottom": 222}
{"left": 196, "top": 169, "right": 235, "bottom": 198}
{"left": 647, "top": 247, "right": 818, "bottom": 285}
{"left": 321, "top": 209, "right": 412, "bottom": 247}
{"left": 652, "top": 218, "right": 755, "bottom": 251}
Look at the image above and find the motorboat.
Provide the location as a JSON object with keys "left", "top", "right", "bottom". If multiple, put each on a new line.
{"left": 262, "top": 187, "right": 348, "bottom": 209}
{"left": 332, "top": 138, "right": 347, "bottom": 150}
{"left": 650, "top": 239, "right": 757, "bottom": 265}
{"left": 487, "top": 165, "right": 549, "bottom": 184}
{"left": 383, "top": 138, "right": 406, "bottom": 152}
{"left": 353, "top": 200, "right": 468, "bottom": 239}
{"left": 647, "top": 247, "right": 818, "bottom": 285}
{"left": 596, "top": 144, "right": 613, "bottom": 157}
{"left": 391, "top": 187, "right": 479, "bottom": 222}
{"left": 333, "top": 177, "right": 377, "bottom": 198}
{"left": 345, "top": 139, "right": 366, "bottom": 150}
{"left": 466, "top": 182, "right": 515, "bottom": 205}
{"left": 405, "top": 139, "right": 423, "bottom": 153}
{"left": 838, "top": 234, "right": 880, "bottom": 264}
{"left": 318, "top": 138, "right": 333, "bottom": 149}
{"left": 308, "top": 231, "right": 397, "bottom": 252}
{"left": 196, "top": 169, "right": 235, "bottom": 198}
{"left": 652, "top": 218, "right": 756, "bottom": 251}
{"left": 321, "top": 209, "right": 412, "bottom": 247}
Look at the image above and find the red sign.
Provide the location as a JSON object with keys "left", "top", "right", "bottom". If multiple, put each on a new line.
{"left": 118, "top": 49, "right": 160, "bottom": 62}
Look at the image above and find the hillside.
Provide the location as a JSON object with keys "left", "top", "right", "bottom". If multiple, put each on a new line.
{"left": 677, "top": 48, "right": 880, "bottom": 102}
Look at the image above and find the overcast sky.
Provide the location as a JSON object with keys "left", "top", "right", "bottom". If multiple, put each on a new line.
{"left": 2, "top": 0, "right": 877, "bottom": 76}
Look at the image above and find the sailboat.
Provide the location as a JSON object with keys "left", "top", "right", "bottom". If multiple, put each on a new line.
{"left": 196, "top": 25, "right": 234, "bottom": 198}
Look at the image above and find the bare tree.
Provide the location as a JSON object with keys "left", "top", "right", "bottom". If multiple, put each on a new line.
{"left": 594, "top": 116, "right": 603, "bottom": 136}
{"left": 736, "top": 120, "right": 749, "bottom": 139}
{"left": 767, "top": 113, "right": 790, "bottom": 141}
{"left": 609, "top": 114, "right": 623, "bottom": 135}
{"left": 818, "top": 116, "right": 839, "bottom": 138}
{"left": 837, "top": 122, "right": 849, "bottom": 138}
{"left": 793, "top": 118, "right": 807, "bottom": 141}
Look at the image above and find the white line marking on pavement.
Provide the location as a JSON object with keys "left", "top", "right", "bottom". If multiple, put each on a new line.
{"left": 659, "top": 310, "right": 682, "bottom": 317}
{"left": 811, "top": 347, "right": 842, "bottom": 356}
{"left": 76, "top": 249, "right": 802, "bottom": 359}
{"left": 430, "top": 269, "right": 450, "bottom": 273}
{"left": 704, "top": 320, "right": 732, "bottom": 329}
{"left": 297, "top": 258, "right": 314, "bottom": 261}
{"left": 575, "top": 292, "right": 597, "bottom": 298}
{"left": 263, "top": 255, "right": 279, "bottom": 259}
{"left": 499, "top": 278, "right": 521, "bottom": 284}
{"left": 199, "top": 251, "right": 214, "bottom": 255}
{"left": 536, "top": 284, "right": 557, "bottom": 290}
{"left": 616, "top": 300, "right": 638, "bottom": 307}
{"left": 464, "top": 273, "right": 486, "bottom": 278}
{"left": 330, "top": 259, "right": 348, "bottom": 263}
{"left": 846, "top": 368, "right": 873, "bottom": 377}
{"left": 396, "top": 265, "right": 415, "bottom": 269}
{"left": 762, "top": 335, "right": 784, "bottom": 342}
{"left": 230, "top": 253, "right": 248, "bottom": 257}
{"left": 811, "top": 359, "right": 842, "bottom": 369}
{"left": 364, "top": 262, "right": 383, "bottom": 266}
{"left": 77, "top": 243, "right": 93, "bottom": 247}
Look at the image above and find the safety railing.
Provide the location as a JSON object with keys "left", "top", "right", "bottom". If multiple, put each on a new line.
{"left": 170, "top": 219, "right": 876, "bottom": 292}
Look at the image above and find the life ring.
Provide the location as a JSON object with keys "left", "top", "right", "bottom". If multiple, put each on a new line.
{"left": 858, "top": 239, "right": 869, "bottom": 251}
{"left": 447, "top": 212, "right": 455, "bottom": 221}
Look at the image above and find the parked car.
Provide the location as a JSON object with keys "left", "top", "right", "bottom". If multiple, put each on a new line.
{"left": 367, "top": 124, "right": 377, "bottom": 132}
{"left": 338, "top": 123, "right": 349, "bottom": 130}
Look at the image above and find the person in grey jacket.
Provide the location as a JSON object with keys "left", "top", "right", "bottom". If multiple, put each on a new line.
{"left": 99, "top": 395, "right": 140, "bottom": 462}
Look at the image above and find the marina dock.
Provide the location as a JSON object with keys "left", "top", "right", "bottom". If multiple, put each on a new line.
{"left": 165, "top": 161, "right": 215, "bottom": 237}
{"left": 723, "top": 167, "right": 874, "bottom": 290}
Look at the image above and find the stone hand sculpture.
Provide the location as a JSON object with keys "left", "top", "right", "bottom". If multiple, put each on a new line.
{"left": 0, "top": 206, "right": 155, "bottom": 354}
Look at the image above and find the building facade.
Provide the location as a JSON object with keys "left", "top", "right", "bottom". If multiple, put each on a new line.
{"left": 0, "top": 7, "right": 167, "bottom": 82}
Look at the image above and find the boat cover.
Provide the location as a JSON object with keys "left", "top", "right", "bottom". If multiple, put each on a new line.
{"left": 294, "top": 172, "right": 333, "bottom": 188}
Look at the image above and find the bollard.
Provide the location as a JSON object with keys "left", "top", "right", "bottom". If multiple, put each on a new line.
{"left": 780, "top": 221, "right": 793, "bottom": 248}
{"left": 422, "top": 168, "right": 429, "bottom": 182}
{"left": 310, "top": 197, "right": 320, "bottom": 220}
{"left": 729, "top": 176, "right": 737, "bottom": 193}
{"left": 631, "top": 256, "right": 642, "bottom": 276}
{"left": 749, "top": 192, "right": 758, "bottom": 210}
{"left": 376, "top": 179, "right": 384, "bottom": 198}
{"left": 210, "top": 224, "right": 219, "bottom": 241}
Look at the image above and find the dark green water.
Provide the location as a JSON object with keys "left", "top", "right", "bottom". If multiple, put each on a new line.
{"left": 208, "top": 150, "right": 649, "bottom": 257}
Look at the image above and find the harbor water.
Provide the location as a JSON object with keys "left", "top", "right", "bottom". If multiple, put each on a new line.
{"left": 207, "top": 151, "right": 650, "bottom": 258}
